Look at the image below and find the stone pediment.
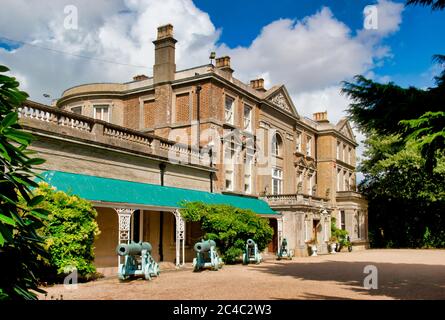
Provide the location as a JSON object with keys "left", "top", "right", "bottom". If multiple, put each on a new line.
{"left": 265, "top": 86, "right": 299, "bottom": 118}
{"left": 336, "top": 118, "right": 356, "bottom": 142}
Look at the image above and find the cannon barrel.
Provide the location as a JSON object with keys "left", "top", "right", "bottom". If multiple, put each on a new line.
{"left": 246, "top": 239, "right": 256, "bottom": 247}
{"left": 194, "top": 240, "right": 216, "bottom": 253}
{"left": 116, "top": 241, "right": 152, "bottom": 256}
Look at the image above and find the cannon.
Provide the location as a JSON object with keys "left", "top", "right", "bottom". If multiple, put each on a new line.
{"left": 116, "top": 241, "right": 160, "bottom": 280}
{"left": 242, "top": 239, "right": 262, "bottom": 265}
{"left": 192, "top": 239, "right": 223, "bottom": 271}
{"left": 277, "top": 238, "right": 293, "bottom": 260}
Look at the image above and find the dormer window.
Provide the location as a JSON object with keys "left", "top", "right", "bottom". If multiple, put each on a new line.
{"left": 225, "top": 96, "right": 234, "bottom": 124}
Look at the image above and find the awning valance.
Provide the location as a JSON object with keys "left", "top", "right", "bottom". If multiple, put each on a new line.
{"left": 38, "top": 171, "right": 277, "bottom": 215}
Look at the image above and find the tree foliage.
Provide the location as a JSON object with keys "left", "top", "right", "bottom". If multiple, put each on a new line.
{"left": 180, "top": 202, "right": 274, "bottom": 264}
{"left": 359, "top": 132, "right": 445, "bottom": 247}
{"left": 0, "top": 65, "right": 49, "bottom": 300}
{"left": 23, "top": 182, "right": 101, "bottom": 280}
{"left": 406, "top": 0, "right": 445, "bottom": 10}
{"left": 342, "top": 9, "right": 445, "bottom": 248}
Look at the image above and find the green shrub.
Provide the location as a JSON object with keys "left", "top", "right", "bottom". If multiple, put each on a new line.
{"left": 331, "top": 217, "right": 350, "bottom": 248}
{"left": 181, "top": 202, "right": 274, "bottom": 264}
{"left": 26, "top": 182, "right": 100, "bottom": 280}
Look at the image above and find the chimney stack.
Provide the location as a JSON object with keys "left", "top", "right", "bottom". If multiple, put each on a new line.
{"left": 153, "top": 24, "right": 177, "bottom": 84}
{"left": 250, "top": 78, "right": 266, "bottom": 92}
{"left": 215, "top": 56, "right": 233, "bottom": 75}
{"left": 313, "top": 111, "right": 329, "bottom": 123}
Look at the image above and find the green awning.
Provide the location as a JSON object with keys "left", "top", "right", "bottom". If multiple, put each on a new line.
{"left": 38, "top": 171, "right": 277, "bottom": 215}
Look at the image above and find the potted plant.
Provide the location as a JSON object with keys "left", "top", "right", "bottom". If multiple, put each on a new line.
{"left": 328, "top": 236, "right": 338, "bottom": 254}
{"left": 306, "top": 238, "right": 318, "bottom": 256}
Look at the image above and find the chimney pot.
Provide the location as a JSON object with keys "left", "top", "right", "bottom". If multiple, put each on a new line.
{"left": 133, "top": 74, "right": 149, "bottom": 81}
{"left": 313, "top": 111, "right": 329, "bottom": 123}
{"left": 250, "top": 78, "right": 266, "bottom": 92}
{"left": 157, "top": 24, "right": 174, "bottom": 40}
{"left": 215, "top": 56, "right": 233, "bottom": 75}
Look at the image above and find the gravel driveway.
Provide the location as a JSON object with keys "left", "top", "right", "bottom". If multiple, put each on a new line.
{"left": 38, "top": 249, "right": 445, "bottom": 300}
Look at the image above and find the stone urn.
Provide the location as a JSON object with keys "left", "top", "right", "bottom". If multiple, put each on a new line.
{"left": 329, "top": 243, "right": 337, "bottom": 254}
{"left": 310, "top": 244, "right": 318, "bottom": 256}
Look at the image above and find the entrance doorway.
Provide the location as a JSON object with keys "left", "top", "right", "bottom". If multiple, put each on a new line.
{"left": 268, "top": 219, "right": 278, "bottom": 253}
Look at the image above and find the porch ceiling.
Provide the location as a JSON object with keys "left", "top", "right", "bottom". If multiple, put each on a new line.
{"left": 38, "top": 170, "right": 277, "bottom": 215}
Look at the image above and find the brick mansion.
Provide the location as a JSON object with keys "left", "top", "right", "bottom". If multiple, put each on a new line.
{"left": 20, "top": 24, "right": 368, "bottom": 268}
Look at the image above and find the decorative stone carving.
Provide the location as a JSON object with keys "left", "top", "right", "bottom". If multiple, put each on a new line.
{"left": 173, "top": 210, "right": 186, "bottom": 267}
{"left": 269, "top": 93, "right": 291, "bottom": 113}
{"left": 116, "top": 208, "right": 134, "bottom": 243}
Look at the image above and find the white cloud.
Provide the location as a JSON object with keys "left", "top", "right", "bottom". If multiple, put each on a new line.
{"left": 0, "top": 0, "right": 217, "bottom": 100}
{"left": 0, "top": 0, "right": 405, "bottom": 165}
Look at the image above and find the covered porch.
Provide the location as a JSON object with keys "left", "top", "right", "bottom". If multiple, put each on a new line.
{"left": 40, "top": 170, "right": 278, "bottom": 269}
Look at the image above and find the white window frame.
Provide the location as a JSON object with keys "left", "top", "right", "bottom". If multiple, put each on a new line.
{"left": 71, "top": 106, "right": 82, "bottom": 115}
{"left": 271, "top": 167, "right": 283, "bottom": 195}
{"left": 337, "top": 141, "right": 341, "bottom": 159}
{"left": 271, "top": 134, "right": 281, "bottom": 157}
{"left": 306, "top": 136, "right": 312, "bottom": 157}
{"left": 337, "top": 168, "right": 342, "bottom": 191}
{"left": 243, "top": 104, "right": 252, "bottom": 132}
{"left": 224, "top": 96, "right": 235, "bottom": 125}
{"left": 340, "top": 210, "right": 346, "bottom": 231}
{"left": 296, "top": 132, "right": 301, "bottom": 153}
{"left": 308, "top": 174, "right": 312, "bottom": 195}
{"left": 224, "top": 139, "right": 236, "bottom": 191}
{"left": 93, "top": 105, "right": 110, "bottom": 122}
{"left": 244, "top": 154, "right": 253, "bottom": 193}
{"left": 348, "top": 147, "right": 352, "bottom": 164}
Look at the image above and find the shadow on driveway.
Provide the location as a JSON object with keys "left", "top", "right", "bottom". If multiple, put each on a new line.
{"left": 257, "top": 260, "right": 445, "bottom": 300}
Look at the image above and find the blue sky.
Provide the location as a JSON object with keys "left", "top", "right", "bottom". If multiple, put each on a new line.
{"left": 0, "top": 0, "right": 443, "bottom": 112}
{"left": 194, "top": 0, "right": 445, "bottom": 88}
{"left": 0, "top": 0, "right": 443, "bottom": 178}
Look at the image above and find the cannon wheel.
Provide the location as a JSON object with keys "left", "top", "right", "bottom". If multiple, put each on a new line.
{"left": 153, "top": 263, "right": 160, "bottom": 277}
{"left": 118, "top": 264, "right": 128, "bottom": 281}
{"left": 192, "top": 258, "right": 199, "bottom": 272}
{"left": 144, "top": 264, "right": 152, "bottom": 280}
{"left": 242, "top": 253, "right": 248, "bottom": 265}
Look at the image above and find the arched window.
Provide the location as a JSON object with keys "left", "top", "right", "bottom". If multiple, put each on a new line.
{"left": 271, "top": 133, "right": 283, "bottom": 157}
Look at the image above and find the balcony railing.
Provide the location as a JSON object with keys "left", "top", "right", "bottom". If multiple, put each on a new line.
{"left": 262, "top": 193, "right": 329, "bottom": 208}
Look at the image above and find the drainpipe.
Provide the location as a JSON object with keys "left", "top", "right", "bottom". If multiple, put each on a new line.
{"left": 159, "top": 163, "right": 166, "bottom": 261}
{"left": 196, "top": 85, "right": 202, "bottom": 149}
{"left": 209, "top": 147, "right": 213, "bottom": 193}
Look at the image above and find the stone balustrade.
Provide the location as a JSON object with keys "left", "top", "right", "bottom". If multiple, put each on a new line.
{"left": 19, "top": 101, "right": 212, "bottom": 169}
{"left": 263, "top": 193, "right": 329, "bottom": 208}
